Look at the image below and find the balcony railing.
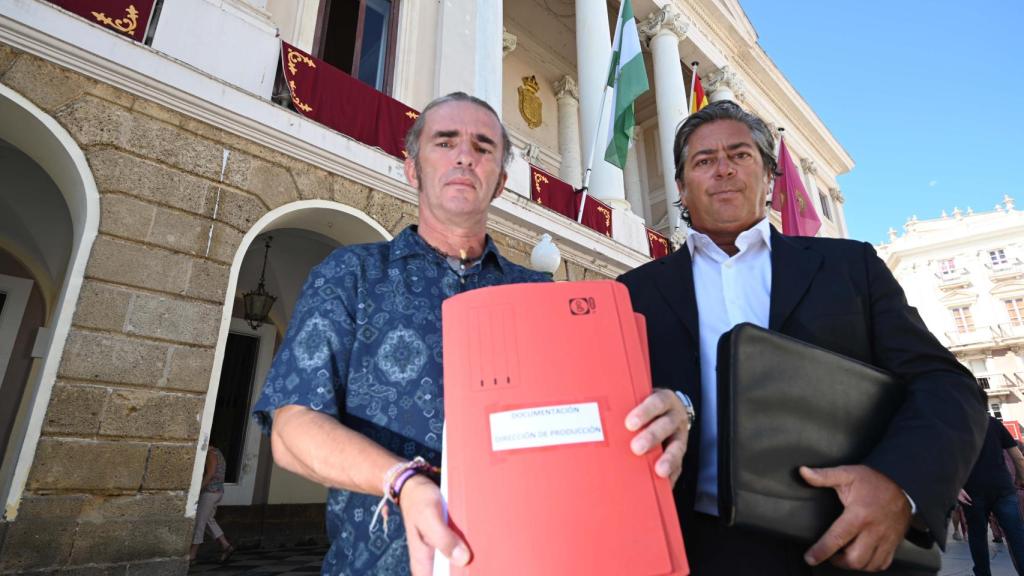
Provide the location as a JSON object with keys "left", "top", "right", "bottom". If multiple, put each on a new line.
{"left": 935, "top": 268, "right": 972, "bottom": 288}
{"left": 943, "top": 329, "right": 989, "bottom": 348}
{"left": 992, "top": 322, "right": 1024, "bottom": 342}
{"left": 987, "top": 259, "right": 1024, "bottom": 280}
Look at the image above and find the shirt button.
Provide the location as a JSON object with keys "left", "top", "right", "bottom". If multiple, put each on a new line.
{"left": 724, "top": 261, "right": 733, "bottom": 268}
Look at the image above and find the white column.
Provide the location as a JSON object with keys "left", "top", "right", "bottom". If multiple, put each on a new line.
{"left": 575, "top": 0, "right": 626, "bottom": 207}
{"left": 554, "top": 76, "right": 583, "bottom": 188}
{"left": 800, "top": 158, "right": 822, "bottom": 216}
{"left": 830, "top": 187, "right": 849, "bottom": 238}
{"left": 436, "top": 0, "right": 503, "bottom": 113}
{"left": 623, "top": 125, "right": 645, "bottom": 215}
{"left": 639, "top": 5, "right": 689, "bottom": 233}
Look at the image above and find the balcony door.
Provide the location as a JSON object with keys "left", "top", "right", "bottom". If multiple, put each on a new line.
{"left": 211, "top": 318, "right": 276, "bottom": 506}
{"left": 314, "top": 0, "right": 399, "bottom": 93}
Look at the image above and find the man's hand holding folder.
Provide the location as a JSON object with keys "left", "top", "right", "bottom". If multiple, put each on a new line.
{"left": 627, "top": 390, "right": 692, "bottom": 485}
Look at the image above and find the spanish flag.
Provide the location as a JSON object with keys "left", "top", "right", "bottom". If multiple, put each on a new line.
{"left": 690, "top": 70, "right": 708, "bottom": 114}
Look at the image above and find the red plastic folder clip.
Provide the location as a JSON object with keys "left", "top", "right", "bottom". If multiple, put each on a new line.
{"left": 440, "top": 280, "right": 687, "bottom": 576}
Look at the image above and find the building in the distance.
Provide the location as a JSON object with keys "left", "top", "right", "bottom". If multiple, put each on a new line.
{"left": 0, "top": 0, "right": 851, "bottom": 572}
{"left": 877, "top": 195, "right": 1024, "bottom": 426}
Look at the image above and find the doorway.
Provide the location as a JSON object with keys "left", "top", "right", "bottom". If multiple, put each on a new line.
{"left": 211, "top": 318, "right": 276, "bottom": 506}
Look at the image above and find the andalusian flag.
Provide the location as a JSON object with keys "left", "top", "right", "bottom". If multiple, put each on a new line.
{"left": 603, "top": 0, "right": 649, "bottom": 169}
{"left": 690, "top": 69, "right": 709, "bottom": 114}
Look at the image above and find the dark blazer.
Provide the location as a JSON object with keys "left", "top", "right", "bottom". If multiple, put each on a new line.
{"left": 618, "top": 226, "right": 987, "bottom": 549}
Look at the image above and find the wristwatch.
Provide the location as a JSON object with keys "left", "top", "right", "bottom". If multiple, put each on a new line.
{"left": 674, "top": 391, "right": 696, "bottom": 431}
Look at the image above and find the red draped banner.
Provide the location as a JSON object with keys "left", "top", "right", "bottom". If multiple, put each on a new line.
{"left": 528, "top": 165, "right": 613, "bottom": 237}
{"left": 47, "top": 0, "right": 156, "bottom": 42}
{"left": 529, "top": 165, "right": 576, "bottom": 220}
{"left": 281, "top": 42, "right": 419, "bottom": 159}
{"left": 646, "top": 228, "right": 671, "bottom": 259}
{"left": 575, "top": 193, "right": 613, "bottom": 238}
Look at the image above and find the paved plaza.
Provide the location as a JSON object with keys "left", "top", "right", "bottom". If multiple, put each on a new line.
{"left": 185, "top": 537, "right": 1020, "bottom": 576}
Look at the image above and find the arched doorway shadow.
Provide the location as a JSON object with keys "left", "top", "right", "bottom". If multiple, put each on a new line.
{"left": 189, "top": 200, "right": 390, "bottom": 547}
{"left": 0, "top": 84, "right": 100, "bottom": 520}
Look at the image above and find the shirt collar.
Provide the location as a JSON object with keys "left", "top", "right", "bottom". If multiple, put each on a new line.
{"left": 389, "top": 225, "right": 504, "bottom": 271}
{"left": 685, "top": 217, "right": 772, "bottom": 258}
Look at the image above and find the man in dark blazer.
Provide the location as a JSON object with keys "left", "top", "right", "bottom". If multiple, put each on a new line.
{"left": 618, "top": 101, "right": 986, "bottom": 574}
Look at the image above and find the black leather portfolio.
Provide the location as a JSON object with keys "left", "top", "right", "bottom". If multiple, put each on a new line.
{"left": 716, "top": 323, "right": 940, "bottom": 572}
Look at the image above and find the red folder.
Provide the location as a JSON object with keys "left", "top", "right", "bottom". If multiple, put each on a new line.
{"left": 441, "top": 280, "right": 687, "bottom": 575}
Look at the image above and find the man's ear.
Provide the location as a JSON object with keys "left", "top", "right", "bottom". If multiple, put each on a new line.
{"left": 404, "top": 157, "right": 419, "bottom": 190}
{"left": 491, "top": 171, "right": 508, "bottom": 201}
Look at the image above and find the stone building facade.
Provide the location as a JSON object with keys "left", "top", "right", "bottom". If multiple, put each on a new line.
{"left": 877, "top": 197, "right": 1024, "bottom": 426}
{"left": 0, "top": 0, "right": 852, "bottom": 572}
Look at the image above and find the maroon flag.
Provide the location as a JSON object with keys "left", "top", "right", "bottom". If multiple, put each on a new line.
{"left": 771, "top": 136, "right": 821, "bottom": 237}
{"left": 575, "top": 192, "right": 613, "bottom": 237}
{"left": 46, "top": 0, "right": 156, "bottom": 42}
{"left": 281, "top": 42, "right": 419, "bottom": 159}
{"left": 646, "top": 228, "right": 671, "bottom": 259}
{"left": 529, "top": 165, "right": 576, "bottom": 220}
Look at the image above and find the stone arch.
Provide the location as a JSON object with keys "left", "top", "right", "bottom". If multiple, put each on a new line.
{"left": 0, "top": 83, "right": 100, "bottom": 519}
{"left": 187, "top": 200, "right": 391, "bottom": 516}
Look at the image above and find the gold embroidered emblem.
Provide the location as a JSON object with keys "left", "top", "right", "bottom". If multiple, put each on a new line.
{"left": 597, "top": 206, "right": 612, "bottom": 236}
{"left": 518, "top": 75, "right": 543, "bottom": 129}
{"left": 406, "top": 111, "right": 420, "bottom": 120}
{"left": 285, "top": 48, "right": 317, "bottom": 113}
{"left": 92, "top": 5, "right": 139, "bottom": 35}
{"left": 533, "top": 172, "right": 549, "bottom": 203}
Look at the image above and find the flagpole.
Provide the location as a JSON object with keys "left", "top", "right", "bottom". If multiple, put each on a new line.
{"left": 577, "top": 0, "right": 628, "bottom": 224}
{"left": 770, "top": 126, "right": 784, "bottom": 211}
{"left": 688, "top": 61, "right": 699, "bottom": 114}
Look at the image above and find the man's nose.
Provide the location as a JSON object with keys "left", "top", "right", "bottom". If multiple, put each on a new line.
{"left": 713, "top": 155, "right": 735, "bottom": 177}
{"left": 454, "top": 140, "right": 475, "bottom": 167}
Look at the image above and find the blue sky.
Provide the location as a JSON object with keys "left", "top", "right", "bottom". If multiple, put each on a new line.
{"left": 740, "top": 1, "right": 1024, "bottom": 244}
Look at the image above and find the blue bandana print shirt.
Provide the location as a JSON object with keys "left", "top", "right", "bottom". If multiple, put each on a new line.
{"left": 253, "top": 225, "right": 550, "bottom": 575}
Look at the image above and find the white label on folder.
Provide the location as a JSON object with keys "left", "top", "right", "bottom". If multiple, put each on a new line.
{"left": 489, "top": 402, "right": 605, "bottom": 452}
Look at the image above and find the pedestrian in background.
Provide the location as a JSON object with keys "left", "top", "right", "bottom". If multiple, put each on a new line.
{"left": 190, "top": 445, "right": 235, "bottom": 564}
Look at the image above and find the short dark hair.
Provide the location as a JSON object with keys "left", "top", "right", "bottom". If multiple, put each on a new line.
{"left": 403, "top": 92, "right": 513, "bottom": 171}
{"left": 672, "top": 101, "right": 777, "bottom": 225}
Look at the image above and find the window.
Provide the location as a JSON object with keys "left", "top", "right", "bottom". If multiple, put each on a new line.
{"left": 977, "top": 377, "right": 991, "bottom": 390}
{"left": 951, "top": 306, "right": 975, "bottom": 333}
{"left": 990, "top": 248, "right": 1008, "bottom": 266}
{"left": 939, "top": 258, "right": 957, "bottom": 276}
{"left": 818, "top": 191, "right": 832, "bottom": 221}
{"left": 990, "top": 402, "right": 1003, "bottom": 420}
{"left": 1006, "top": 298, "right": 1024, "bottom": 326}
{"left": 314, "top": 0, "right": 399, "bottom": 92}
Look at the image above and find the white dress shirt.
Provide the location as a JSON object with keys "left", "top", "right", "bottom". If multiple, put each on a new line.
{"left": 687, "top": 217, "right": 772, "bottom": 515}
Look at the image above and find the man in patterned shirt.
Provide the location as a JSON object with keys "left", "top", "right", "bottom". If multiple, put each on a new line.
{"left": 254, "top": 92, "right": 691, "bottom": 575}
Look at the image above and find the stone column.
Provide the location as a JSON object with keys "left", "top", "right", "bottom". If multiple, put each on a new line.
{"left": 706, "top": 65, "right": 746, "bottom": 103}
{"left": 437, "top": 0, "right": 503, "bottom": 113}
{"left": 624, "top": 125, "right": 645, "bottom": 215}
{"left": 830, "top": 187, "right": 849, "bottom": 237}
{"left": 799, "top": 158, "right": 824, "bottom": 221}
{"left": 575, "top": 0, "right": 626, "bottom": 207}
{"left": 639, "top": 5, "right": 688, "bottom": 232}
{"left": 554, "top": 76, "right": 583, "bottom": 188}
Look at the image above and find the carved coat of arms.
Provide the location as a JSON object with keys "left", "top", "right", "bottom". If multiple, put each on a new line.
{"left": 518, "top": 75, "right": 543, "bottom": 129}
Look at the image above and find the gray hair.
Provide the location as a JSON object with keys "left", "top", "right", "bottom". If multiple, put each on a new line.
{"left": 673, "top": 100, "right": 777, "bottom": 183}
{"left": 403, "top": 92, "right": 513, "bottom": 171}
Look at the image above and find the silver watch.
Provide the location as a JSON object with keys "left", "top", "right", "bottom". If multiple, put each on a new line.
{"left": 674, "top": 391, "right": 696, "bottom": 431}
